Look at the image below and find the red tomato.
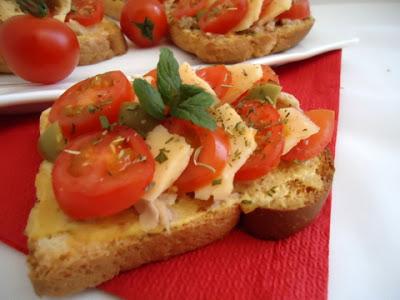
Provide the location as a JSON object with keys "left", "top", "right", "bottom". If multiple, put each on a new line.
{"left": 66, "top": 0, "right": 104, "bottom": 26}
{"left": 282, "top": 109, "right": 335, "bottom": 161}
{"left": 260, "top": 65, "right": 280, "bottom": 84}
{"left": 260, "top": 0, "right": 273, "bottom": 15}
{"left": 53, "top": 126, "right": 155, "bottom": 220}
{"left": 199, "top": 0, "right": 248, "bottom": 34}
{"left": 173, "top": 0, "right": 208, "bottom": 19}
{"left": 235, "top": 100, "right": 284, "bottom": 181}
{"left": 163, "top": 118, "right": 230, "bottom": 193}
{"left": 0, "top": 15, "right": 79, "bottom": 84}
{"left": 277, "top": 0, "right": 311, "bottom": 20}
{"left": 49, "top": 71, "right": 134, "bottom": 138}
{"left": 196, "top": 65, "right": 233, "bottom": 99}
{"left": 120, "top": 0, "right": 168, "bottom": 47}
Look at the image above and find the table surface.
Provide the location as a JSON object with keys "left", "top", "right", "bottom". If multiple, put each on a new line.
{"left": 1, "top": 1, "right": 399, "bottom": 299}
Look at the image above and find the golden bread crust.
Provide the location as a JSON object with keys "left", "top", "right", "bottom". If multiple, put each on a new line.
{"left": 240, "top": 149, "right": 334, "bottom": 240}
{"left": 168, "top": 18, "right": 314, "bottom": 64}
{"left": 0, "top": 18, "right": 127, "bottom": 74}
{"left": 104, "top": 0, "right": 125, "bottom": 20}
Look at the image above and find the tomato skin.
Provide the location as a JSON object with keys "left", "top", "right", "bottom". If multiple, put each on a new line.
{"left": 120, "top": 0, "right": 168, "bottom": 47}
{"left": 196, "top": 65, "right": 232, "bottom": 100}
{"left": 66, "top": 0, "right": 104, "bottom": 26}
{"left": 53, "top": 126, "right": 155, "bottom": 220}
{"left": 163, "top": 118, "right": 230, "bottom": 193}
{"left": 282, "top": 109, "right": 335, "bottom": 161}
{"left": 260, "top": 65, "right": 279, "bottom": 84}
{"left": 0, "top": 15, "right": 79, "bottom": 84}
{"left": 235, "top": 100, "right": 284, "bottom": 181}
{"left": 49, "top": 71, "right": 134, "bottom": 138}
{"left": 277, "top": 0, "right": 311, "bottom": 20}
{"left": 199, "top": 0, "right": 248, "bottom": 34}
{"left": 173, "top": 0, "right": 208, "bottom": 19}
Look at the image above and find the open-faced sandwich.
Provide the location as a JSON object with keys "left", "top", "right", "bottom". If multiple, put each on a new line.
{"left": 0, "top": 0, "right": 127, "bottom": 74}
{"left": 27, "top": 48, "right": 334, "bottom": 296}
{"left": 104, "top": 0, "right": 314, "bottom": 63}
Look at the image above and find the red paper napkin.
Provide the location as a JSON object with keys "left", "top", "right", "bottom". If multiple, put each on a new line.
{"left": 0, "top": 50, "right": 341, "bottom": 299}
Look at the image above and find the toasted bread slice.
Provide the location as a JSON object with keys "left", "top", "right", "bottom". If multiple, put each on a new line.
{"left": 0, "top": 17, "right": 127, "bottom": 74}
{"left": 104, "top": 0, "right": 314, "bottom": 64}
{"left": 238, "top": 149, "right": 334, "bottom": 240}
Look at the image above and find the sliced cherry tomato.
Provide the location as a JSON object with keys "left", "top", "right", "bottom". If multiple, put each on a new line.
{"left": 173, "top": 0, "right": 208, "bottom": 19}
{"left": 53, "top": 126, "right": 155, "bottom": 220}
{"left": 235, "top": 100, "right": 284, "bottom": 181}
{"left": 0, "top": 15, "right": 79, "bottom": 84}
{"left": 277, "top": 0, "right": 310, "bottom": 20}
{"left": 282, "top": 109, "right": 335, "bottom": 161}
{"left": 49, "top": 71, "right": 134, "bottom": 138}
{"left": 196, "top": 65, "right": 233, "bottom": 99}
{"left": 260, "top": 0, "right": 273, "bottom": 16}
{"left": 144, "top": 68, "right": 158, "bottom": 87}
{"left": 163, "top": 118, "right": 230, "bottom": 193}
{"left": 120, "top": 0, "right": 168, "bottom": 48}
{"left": 199, "top": 0, "right": 248, "bottom": 34}
{"left": 66, "top": 0, "right": 104, "bottom": 27}
{"left": 260, "top": 65, "right": 279, "bottom": 84}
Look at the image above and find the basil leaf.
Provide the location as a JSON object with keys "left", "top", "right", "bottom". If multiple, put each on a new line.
{"left": 179, "top": 84, "right": 204, "bottom": 101}
{"left": 171, "top": 92, "right": 216, "bottom": 130}
{"left": 157, "top": 48, "right": 181, "bottom": 106}
{"left": 133, "top": 78, "right": 165, "bottom": 120}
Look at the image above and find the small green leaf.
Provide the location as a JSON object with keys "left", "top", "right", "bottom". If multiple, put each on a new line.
{"left": 179, "top": 84, "right": 204, "bottom": 101}
{"left": 212, "top": 179, "right": 222, "bottom": 186}
{"left": 157, "top": 48, "right": 181, "bottom": 106}
{"left": 134, "top": 17, "right": 154, "bottom": 41}
{"left": 133, "top": 79, "right": 165, "bottom": 120}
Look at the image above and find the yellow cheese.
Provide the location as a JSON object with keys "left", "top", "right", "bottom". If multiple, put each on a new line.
{"left": 278, "top": 107, "right": 319, "bottom": 155}
{"left": 179, "top": 63, "right": 217, "bottom": 97}
{"left": 258, "top": 0, "right": 292, "bottom": 25}
{"left": 221, "top": 64, "right": 263, "bottom": 103}
{"left": 143, "top": 125, "right": 193, "bottom": 202}
{"left": 195, "top": 104, "right": 257, "bottom": 201}
{"left": 231, "top": 0, "right": 264, "bottom": 32}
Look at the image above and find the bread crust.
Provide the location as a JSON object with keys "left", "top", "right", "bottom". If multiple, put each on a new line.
{"left": 28, "top": 200, "right": 240, "bottom": 296}
{"left": 104, "top": 0, "right": 124, "bottom": 20}
{"left": 0, "top": 18, "right": 127, "bottom": 74}
{"left": 168, "top": 18, "right": 314, "bottom": 64}
{"left": 240, "top": 149, "right": 334, "bottom": 240}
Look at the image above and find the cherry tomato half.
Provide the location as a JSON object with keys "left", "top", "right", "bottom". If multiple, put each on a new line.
{"left": 199, "top": 0, "right": 248, "bottom": 34}
{"left": 282, "top": 109, "right": 335, "bottom": 161}
{"left": 173, "top": 0, "right": 208, "bottom": 19}
{"left": 163, "top": 118, "right": 230, "bottom": 193}
{"left": 0, "top": 15, "right": 79, "bottom": 84}
{"left": 196, "top": 65, "right": 233, "bottom": 100}
{"left": 53, "top": 126, "right": 155, "bottom": 220}
{"left": 120, "top": 0, "right": 168, "bottom": 47}
{"left": 277, "top": 0, "right": 311, "bottom": 20}
{"left": 49, "top": 71, "right": 134, "bottom": 138}
{"left": 235, "top": 100, "right": 284, "bottom": 181}
{"left": 66, "top": 0, "right": 104, "bottom": 26}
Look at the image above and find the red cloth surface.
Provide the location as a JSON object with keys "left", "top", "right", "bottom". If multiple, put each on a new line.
{"left": 0, "top": 50, "right": 341, "bottom": 299}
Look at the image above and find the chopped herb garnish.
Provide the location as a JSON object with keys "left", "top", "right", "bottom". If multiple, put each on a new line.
{"left": 241, "top": 200, "right": 252, "bottom": 205}
{"left": 99, "top": 115, "right": 111, "bottom": 130}
{"left": 212, "top": 179, "right": 222, "bottom": 186}
{"left": 64, "top": 149, "right": 81, "bottom": 155}
{"left": 155, "top": 148, "right": 169, "bottom": 163}
{"left": 165, "top": 137, "right": 174, "bottom": 144}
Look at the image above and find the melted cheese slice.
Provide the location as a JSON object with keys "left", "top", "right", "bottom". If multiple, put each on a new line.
{"left": 221, "top": 64, "right": 263, "bottom": 103}
{"left": 195, "top": 104, "right": 257, "bottom": 201}
{"left": 231, "top": 0, "right": 264, "bottom": 32}
{"left": 258, "top": 0, "right": 292, "bottom": 25}
{"left": 143, "top": 125, "right": 193, "bottom": 202}
{"left": 179, "top": 63, "right": 216, "bottom": 97}
{"left": 278, "top": 107, "right": 319, "bottom": 155}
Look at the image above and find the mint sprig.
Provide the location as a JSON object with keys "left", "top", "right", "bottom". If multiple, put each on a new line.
{"left": 133, "top": 79, "right": 165, "bottom": 120}
{"left": 133, "top": 48, "right": 216, "bottom": 130}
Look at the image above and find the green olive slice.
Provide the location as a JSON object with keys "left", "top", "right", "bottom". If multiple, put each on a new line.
{"left": 119, "top": 102, "right": 159, "bottom": 137}
{"left": 38, "top": 122, "right": 66, "bottom": 162}
{"left": 244, "top": 83, "right": 282, "bottom": 106}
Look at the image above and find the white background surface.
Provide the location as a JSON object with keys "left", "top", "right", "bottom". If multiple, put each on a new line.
{"left": 1, "top": 1, "right": 400, "bottom": 299}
